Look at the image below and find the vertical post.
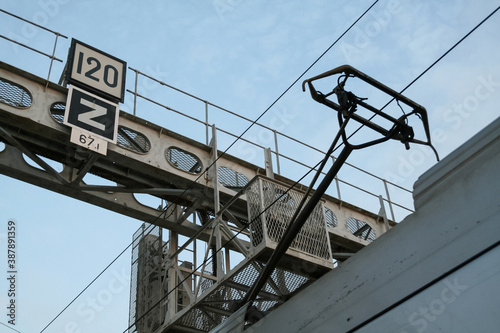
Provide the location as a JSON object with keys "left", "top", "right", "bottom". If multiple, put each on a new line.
{"left": 383, "top": 180, "right": 396, "bottom": 221}
{"left": 193, "top": 212, "right": 197, "bottom": 279}
{"left": 257, "top": 178, "right": 268, "bottom": 244}
{"left": 214, "top": 226, "right": 223, "bottom": 281}
{"left": 194, "top": 227, "right": 216, "bottom": 301}
{"left": 205, "top": 102, "right": 209, "bottom": 145}
{"left": 211, "top": 125, "right": 223, "bottom": 280}
{"left": 58, "top": 62, "right": 67, "bottom": 86}
{"left": 264, "top": 148, "right": 274, "bottom": 179}
{"left": 211, "top": 125, "right": 220, "bottom": 212}
{"left": 378, "top": 195, "right": 390, "bottom": 232}
{"left": 193, "top": 235, "right": 197, "bottom": 290}
{"left": 331, "top": 156, "right": 342, "bottom": 201}
{"left": 157, "top": 227, "right": 164, "bottom": 324}
{"left": 45, "top": 33, "right": 60, "bottom": 90}
{"left": 225, "top": 248, "right": 231, "bottom": 274}
{"left": 273, "top": 130, "right": 281, "bottom": 175}
{"left": 167, "top": 230, "right": 178, "bottom": 318}
{"left": 133, "top": 69, "right": 139, "bottom": 116}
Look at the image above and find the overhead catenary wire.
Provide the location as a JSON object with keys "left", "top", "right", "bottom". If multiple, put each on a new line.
{"left": 240, "top": 3, "right": 500, "bottom": 315}
{"left": 135, "top": 0, "right": 385, "bottom": 278}
{"left": 123, "top": 1, "right": 385, "bottom": 331}
{"left": 1, "top": 321, "right": 22, "bottom": 333}
{"left": 44, "top": 1, "right": 500, "bottom": 331}
{"left": 154, "top": 0, "right": 381, "bottom": 224}
{"left": 40, "top": 2, "right": 383, "bottom": 331}
{"left": 331, "top": 4, "right": 500, "bottom": 155}
{"left": 37, "top": 220, "right": 159, "bottom": 332}
{"left": 123, "top": 155, "right": 329, "bottom": 333}
{"left": 127, "top": 4, "right": 499, "bottom": 330}
{"left": 185, "top": 2, "right": 500, "bottom": 322}
{"left": 39, "top": 240, "right": 135, "bottom": 333}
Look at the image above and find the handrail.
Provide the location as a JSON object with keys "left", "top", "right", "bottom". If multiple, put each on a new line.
{"left": 128, "top": 86, "right": 410, "bottom": 215}
{"left": 0, "top": 9, "right": 68, "bottom": 83}
{"left": 128, "top": 68, "right": 414, "bottom": 220}
{"left": 0, "top": 8, "right": 413, "bottom": 221}
{"left": 0, "top": 9, "right": 68, "bottom": 37}
{"left": 128, "top": 67, "right": 411, "bottom": 192}
{"left": 0, "top": 35, "right": 64, "bottom": 63}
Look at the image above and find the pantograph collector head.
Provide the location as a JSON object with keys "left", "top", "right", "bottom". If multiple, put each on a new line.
{"left": 302, "top": 65, "right": 439, "bottom": 160}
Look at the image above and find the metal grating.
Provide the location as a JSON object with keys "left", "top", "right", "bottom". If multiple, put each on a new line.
{"left": 50, "top": 102, "right": 65, "bottom": 123}
{"left": 166, "top": 146, "right": 203, "bottom": 174}
{"left": 246, "top": 179, "right": 265, "bottom": 246}
{"left": 0, "top": 77, "right": 32, "bottom": 108}
{"left": 178, "top": 307, "right": 217, "bottom": 332}
{"left": 246, "top": 178, "right": 331, "bottom": 260}
{"left": 325, "top": 207, "right": 338, "bottom": 228}
{"left": 347, "top": 217, "right": 376, "bottom": 242}
{"left": 175, "top": 261, "right": 311, "bottom": 332}
{"left": 127, "top": 178, "right": 331, "bottom": 333}
{"left": 218, "top": 166, "right": 249, "bottom": 190}
{"left": 117, "top": 126, "right": 151, "bottom": 154}
{"left": 197, "top": 270, "right": 217, "bottom": 297}
{"left": 129, "top": 223, "right": 168, "bottom": 333}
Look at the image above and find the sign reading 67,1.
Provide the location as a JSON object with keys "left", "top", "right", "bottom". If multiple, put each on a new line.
{"left": 66, "top": 39, "right": 127, "bottom": 103}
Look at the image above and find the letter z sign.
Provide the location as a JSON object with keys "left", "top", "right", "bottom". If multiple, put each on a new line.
{"left": 64, "top": 85, "right": 119, "bottom": 155}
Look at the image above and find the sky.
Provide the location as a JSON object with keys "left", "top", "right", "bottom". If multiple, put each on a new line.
{"left": 0, "top": 0, "right": 500, "bottom": 332}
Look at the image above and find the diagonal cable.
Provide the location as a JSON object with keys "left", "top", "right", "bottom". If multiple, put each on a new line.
{"left": 40, "top": 1, "right": 381, "bottom": 331}
{"left": 39, "top": 242, "right": 134, "bottom": 332}
{"left": 156, "top": 0, "right": 382, "bottom": 225}
{"left": 123, "top": 155, "right": 328, "bottom": 333}
{"left": 332, "top": 4, "right": 500, "bottom": 154}
{"left": 124, "top": 2, "right": 384, "bottom": 330}
{"left": 126, "top": 4, "right": 500, "bottom": 331}
{"left": 0, "top": 322, "right": 22, "bottom": 333}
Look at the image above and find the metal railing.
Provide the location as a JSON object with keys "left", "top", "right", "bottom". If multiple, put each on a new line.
{"left": 0, "top": 9, "right": 68, "bottom": 85}
{"left": 127, "top": 68, "right": 414, "bottom": 221}
{"left": 0, "top": 8, "right": 413, "bottom": 221}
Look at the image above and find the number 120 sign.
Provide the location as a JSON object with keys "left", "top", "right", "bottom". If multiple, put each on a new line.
{"left": 66, "top": 39, "right": 126, "bottom": 103}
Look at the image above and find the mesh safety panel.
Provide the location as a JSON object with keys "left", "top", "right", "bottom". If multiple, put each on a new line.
{"left": 49, "top": 102, "right": 65, "bottom": 124}
{"left": 0, "top": 77, "right": 32, "bottom": 108}
{"left": 166, "top": 146, "right": 203, "bottom": 174}
{"left": 246, "top": 178, "right": 331, "bottom": 260}
{"left": 50, "top": 102, "right": 66, "bottom": 123}
{"left": 176, "top": 262, "right": 311, "bottom": 332}
{"left": 325, "top": 207, "right": 338, "bottom": 228}
{"left": 218, "top": 166, "right": 249, "bottom": 190}
{"left": 117, "top": 126, "right": 151, "bottom": 154}
{"left": 246, "top": 180, "right": 264, "bottom": 246}
{"left": 347, "top": 217, "right": 376, "bottom": 241}
{"left": 129, "top": 224, "right": 166, "bottom": 333}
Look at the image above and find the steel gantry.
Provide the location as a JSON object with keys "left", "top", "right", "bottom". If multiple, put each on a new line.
{"left": 0, "top": 61, "right": 396, "bottom": 332}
